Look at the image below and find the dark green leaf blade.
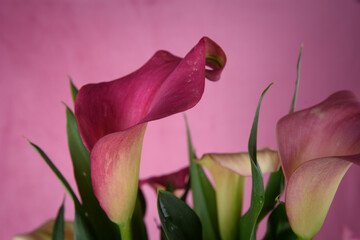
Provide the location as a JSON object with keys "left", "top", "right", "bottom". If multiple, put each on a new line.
{"left": 239, "top": 83, "right": 272, "bottom": 240}
{"left": 157, "top": 190, "right": 202, "bottom": 240}
{"left": 65, "top": 106, "right": 120, "bottom": 239}
{"left": 69, "top": 76, "right": 78, "bottom": 103}
{"left": 27, "top": 140, "right": 81, "bottom": 207}
{"left": 185, "top": 116, "right": 221, "bottom": 240}
{"left": 131, "top": 189, "right": 148, "bottom": 240}
{"left": 258, "top": 167, "right": 285, "bottom": 222}
{"left": 52, "top": 199, "right": 65, "bottom": 240}
{"left": 263, "top": 203, "right": 297, "bottom": 240}
{"left": 74, "top": 205, "right": 96, "bottom": 240}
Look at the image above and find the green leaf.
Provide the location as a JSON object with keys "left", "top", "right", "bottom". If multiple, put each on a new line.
{"left": 28, "top": 140, "right": 96, "bottom": 239}
{"left": 180, "top": 177, "right": 191, "bottom": 202}
{"left": 27, "top": 140, "right": 81, "bottom": 207}
{"left": 69, "top": 76, "right": 78, "bottom": 103}
{"left": 52, "top": 199, "right": 65, "bottom": 240}
{"left": 184, "top": 115, "right": 221, "bottom": 240}
{"left": 257, "top": 167, "right": 285, "bottom": 222}
{"left": 259, "top": 45, "right": 303, "bottom": 222}
{"left": 74, "top": 205, "right": 96, "bottom": 240}
{"left": 263, "top": 203, "right": 297, "bottom": 240}
{"left": 65, "top": 106, "right": 120, "bottom": 239}
{"left": 131, "top": 189, "right": 148, "bottom": 240}
{"left": 289, "top": 44, "right": 303, "bottom": 114}
{"left": 239, "top": 83, "right": 272, "bottom": 240}
{"left": 157, "top": 190, "right": 202, "bottom": 240}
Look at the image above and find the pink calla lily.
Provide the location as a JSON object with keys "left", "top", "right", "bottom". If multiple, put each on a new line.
{"left": 276, "top": 90, "right": 360, "bottom": 239}
{"left": 74, "top": 37, "right": 226, "bottom": 230}
{"left": 139, "top": 166, "right": 189, "bottom": 193}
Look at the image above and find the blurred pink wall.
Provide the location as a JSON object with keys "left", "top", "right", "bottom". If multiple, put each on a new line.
{"left": 1, "top": 0, "right": 360, "bottom": 239}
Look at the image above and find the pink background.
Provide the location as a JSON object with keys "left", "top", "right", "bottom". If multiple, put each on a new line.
{"left": 1, "top": 0, "right": 360, "bottom": 239}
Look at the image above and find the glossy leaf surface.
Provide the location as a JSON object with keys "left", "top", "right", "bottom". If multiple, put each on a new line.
{"left": 157, "top": 191, "right": 202, "bottom": 240}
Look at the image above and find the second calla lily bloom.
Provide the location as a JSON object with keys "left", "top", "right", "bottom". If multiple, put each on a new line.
{"left": 277, "top": 91, "right": 360, "bottom": 240}
{"left": 74, "top": 37, "right": 226, "bottom": 232}
{"left": 196, "top": 148, "right": 280, "bottom": 240}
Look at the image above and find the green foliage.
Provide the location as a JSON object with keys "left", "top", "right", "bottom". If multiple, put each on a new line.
{"left": 157, "top": 190, "right": 202, "bottom": 240}
{"left": 74, "top": 206, "right": 96, "bottom": 240}
{"left": 260, "top": 45, "right": 303, "bottom": 224}
{"left": 69, "top": 77, "right": 78, "bottom": 103}
{"left": 65, "top": 105, "right": 120, "bottom": 239}
{"left": 258, "top": 167, "right": 285, "bottom": 222}
{"left": 263, "top": 203, "right": 297, "bottom": 240}
{"left": 185, "top": 115, "right": 221, "bottom": 240}
{"left": 289, "top": 44, "right": 303, "bottom": 114}
{"left": 29, "top": 80, "right": 152, "bottom": 240}
{"left": 31, "top": 48, "right": 306, "bottom": 240}
{"left": 52, "top": 200, "right": 65, "bottom": 240}
{"left": 239, "top": 83, "right": 272, "bottom": 240}
{"left": 28, "top": 140, "right": 81, "bottom": 207}
{"left": 27, "top": 141, "right": 95, "bottom": 240}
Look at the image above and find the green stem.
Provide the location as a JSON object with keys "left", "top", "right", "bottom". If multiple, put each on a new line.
{"left": 118, "top": 219, "right": 132, "bottom": 240}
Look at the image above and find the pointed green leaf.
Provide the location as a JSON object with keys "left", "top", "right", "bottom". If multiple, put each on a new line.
{"left": 260, "top": 45, "right": 303, "bottom": 222}
{"left": 52, "top": 199, "right": 65, "bottom": 240}
{"left": 69, "top": 76, "right": 78, "bottom": 103}
{"left": 131, "top": 189, "right": 148, "bottom": 240}
{"left": 239, "top": 83, "right": 272, "bottom": 240}
{"left": 263, "top": 203, "right": 297, "bottom": 240}
{"left": 27, "top": 140, "right": 81, "bottom": 207}
{"left": 180, "top": 177, "right": 191, "bottom": 202}
{"left": 184, "top": 115, "right": 221, "bottom": 240}
{"left": 158, "top": 190, "right": 202, "bottom": 240}
{"left": 28, "top": 140, "right": 96, "bottom": 239}
{"left": 289, "top": 44, "right": 303, "bottom": 114}
{"left": 66, "top": 106, "right": 120, "bottom": 239}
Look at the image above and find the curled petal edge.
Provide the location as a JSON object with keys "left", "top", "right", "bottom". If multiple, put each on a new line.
{"left": 76, "top": 37, "right": 226, "bottom": 226}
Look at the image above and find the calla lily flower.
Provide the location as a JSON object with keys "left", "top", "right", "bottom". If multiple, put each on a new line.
{"left": 139, "top": 166, "right": 189, "bottom": 194}
{"left": 196, "top": 148, "right": 280, "bottom": 240}
{"left": 74, "top": 37, "right": 226, "bottom": 233}
{"left": 276, "top": 90, "right": 360, "bottom": 240}
{"left": 14, "top": 220, "right": 74, "bottom": 240}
